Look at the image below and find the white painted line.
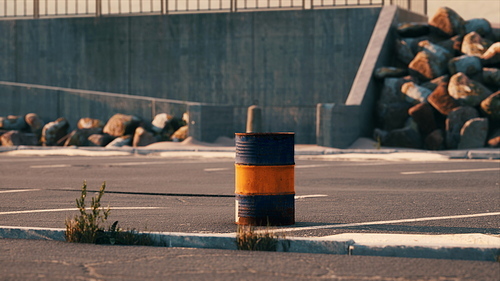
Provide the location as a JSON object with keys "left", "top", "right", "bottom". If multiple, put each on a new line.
{"left": 259, "top": 212, "right": 500, "bottom": 234}
{"left": 294, "top": 194, "right": 328, "bottom": 199}
{"left": 296, "top": 164, "right": 331, "bottom": 169}
{"left": 0, "top": 189, "right": 41, "bottom": 194}
{"left": 401, "top": 167, "right": 499, "bottom": 175}
{"left": 0, "top": 207, "right": 167, "bottom": 215}
{"left": 204, "top": 168, "right": 230, "bottom": 172}
{"left": 30, "top": 164, "right": 72, "bottom": 168}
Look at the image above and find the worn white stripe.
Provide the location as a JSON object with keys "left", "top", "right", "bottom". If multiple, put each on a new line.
{"left": 401, "top": 168, "right": 499, "bottom": 175}
{"left": 294, "top": 194, "right": 328, "bottom": 199}
{"left": 0, "top": 189, "right": 41, "bottom": 194}
{"left": 204, "top": 168, "right": 230, "bottom": 172}
{"left": 0, "top": 207, "right": 167, "bottom": 215}
{"left": 259, "top": 212, "right": 500, "bottom": 234}
{"left": 30, "top": 164, "right": 72, "bottom": 168}
{"left": 296, "top": 164, "right": 331, "bottom": 169}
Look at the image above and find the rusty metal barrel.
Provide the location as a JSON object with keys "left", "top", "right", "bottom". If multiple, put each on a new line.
{"left": 235, "top": 132, "right": 295, "bottom": 226}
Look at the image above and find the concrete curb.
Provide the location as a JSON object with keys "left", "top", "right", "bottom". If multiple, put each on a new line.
{"left": 1, "top": 226, "right": 499, "bottom": 262}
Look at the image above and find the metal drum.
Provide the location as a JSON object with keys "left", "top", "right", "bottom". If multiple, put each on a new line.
{"left": 235, "top": 133, "right": 295, "bottom": 226}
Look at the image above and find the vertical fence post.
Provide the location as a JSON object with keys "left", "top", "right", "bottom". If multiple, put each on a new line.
{"left": 33, "top": 0, "right": 40, "bottom": 18}
{"left": 96, "top": 0, "right": 101, "bottom": 16}
{"left": 424, "top": 0, "right": 427, "bottom": 15}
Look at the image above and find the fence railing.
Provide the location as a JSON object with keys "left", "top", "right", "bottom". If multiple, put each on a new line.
{"left": 0, "top": 0, "right": 427, "bottom": 18}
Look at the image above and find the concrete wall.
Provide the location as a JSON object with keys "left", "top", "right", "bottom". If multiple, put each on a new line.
{"left": 316, "top": 6, "right": 428, "bottom": 148}
{"left": 0, "top": 81, "right": 234, "bottom": 142}
{"left": 0, "top": 8, "right": 382, "bottom": 144}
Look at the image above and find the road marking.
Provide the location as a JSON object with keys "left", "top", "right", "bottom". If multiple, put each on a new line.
{"left": 204, "top": 168, "right": 230, "bottom": 172}
{"left": 294, "top": 194, "right": 328, "bottom": 199}
{"left": 258, "top": 212, "right": 500, "bottom": 234}
{"left": 0, "top": 207, "right": 167, "bottom": 215}
{"left": 401, "top": 168, "right": 499, "bottom": 175}
{"left": 296, "top": 164, "right": 331, "bottom": 169}
{"left": 0, "top": 189, "right": 41, "bottom": 194}
{"left": 30, "top": 164, "right": 72, "bottom": 168}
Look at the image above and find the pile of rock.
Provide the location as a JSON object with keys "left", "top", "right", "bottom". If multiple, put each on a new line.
{"left": 374, "top": 6, "right": 499, "bottom": 150}
{"left": 0, "top": 113, "right": 188, "bottom": 148}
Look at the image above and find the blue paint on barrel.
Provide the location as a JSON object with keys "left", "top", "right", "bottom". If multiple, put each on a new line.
{"left": 235, "top": 133, "right": 295, "bottom": 165}
{"left": 236, "top": 194, "right": 295, "bottom": 226}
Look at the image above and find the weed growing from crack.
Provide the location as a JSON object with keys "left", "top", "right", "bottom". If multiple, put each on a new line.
{"left": 65, "top": 181, "right": 110, "bottom": 243}
{"left": 65, "top": 181, "right": 155, "bottom": 246}
{"left": 236, "top": 225, "right": 289, "bottom": 251}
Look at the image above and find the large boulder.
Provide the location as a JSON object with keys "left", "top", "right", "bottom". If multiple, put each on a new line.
{"left": 373, "top": 67, "right": 408, "bottom": 79}
{"left": 132, "top": 127, "right": 157, "bottom": 147}
{"left": 408, "top": 41, "right": 451, "bottom": 81}
{"left": 103, "top": 114, "right": 141, "bottom": 137}
{"left": 88, "top": 134, "right": 114, "bottom": 147}
{"left": 401, "top": 82, "right": 432, "bottom": 104}
{"left": 425, "top": 129, "right": 445, "bottom": 150}
{"left": 77, "top": 118, "right": 105, "bottom": 129}
{"left": 435, "top": 35, "right": 463, "bottom": 56}
{"left": 461, "top": 32, "right": 492, "bottom": 57}
{"left": 377, "top": 102, "right": 411, "bottom": 131}
{"left": 427, "top": 82, "right": 460, "bottom": 115}
{"left": 397, "top": 22, "right": 430, "bottom": 38}
{"left": 448, "top": 55, "right": 482, "bottom": 77}
{"left": 480, "top": 91, "right": 500, "bottom": 122}
{"left": 480, "top": 42, "right": 500, "bottom": 66}
{"left": 41, "top": 118, "right": 69, "bottom": 146}
{"left": 395, "top": 39, "right": 415, "bottom": 65}
{"left": 64, "top": 128, "right": 103, "bottom": 147}
{"left": 105, "top": 135, "right": 132, "bottom": 148}
{"left": 487, "top": 128, "right": 500, "bottom": 148}
{"left": 0, "top": 115, "right": 27, "bottom": 130}
{"left": 0, "top": 131, "right": 38, "bottom": 146}
{"left": 448, "top": 72, "right": 492, "bottom": 106}
{"left": 445, "top": 106, "right": 479, "bottom": 149}
{"left": 482, "top": 68, "right": 500, "bottom": 88}
{"left": 24, "top": 113, "right": 44, "bottom": 141}
{"left": 464, "top": 18, "right": 492, "bottom": 37}
{"left": 458, "top": 118, "right": 489, "bottom": 149}
{"left": 151, "top": 113, "right": 174, "bottom": 134}
{"left": 428, "top": 7, "right": 465, "bottom": 37}
{"left": 170, "top": 125, "right": 188, "bottom": 142}
{"left": 408, "top": 102, "right": 437, "bottom": 136}
{"left": 374, "top": 119, "right": 422, "bottom": 149}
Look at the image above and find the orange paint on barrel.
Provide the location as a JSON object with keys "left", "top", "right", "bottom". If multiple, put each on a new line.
{"left": 235, "top": 164, "right": 295, "bottom": 195}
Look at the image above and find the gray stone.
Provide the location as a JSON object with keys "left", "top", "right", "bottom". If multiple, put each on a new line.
{"left": 105, "top": 135, "right": 132, "bottom": 148}
{"left": 88, "top": 134, "right": 114, "bottom": 147}
{"left": 445, "top": 106, "right": 479, "bottom": 149}
{"left": 151, "top": 113, "right": 174, "bottom": 134}
{"left": 425, "top": 129, "right": 445, "bottom": 150}
{"left": 170, "top": 125, "right": 188, "bottom": 142}
{"left": 159, "top": 117, "right": 186, "bottom": 141}
{"left": 0, "top": 130, "right": 38, "bottom": 146}
{"left": 448, "top": 73, "right": 492, "bottom": 106}
{"left": 409, "top": 41, "right": 451, "bottom": 81}
{"left": 482, "top": 68, "right": 500, "bottom": 88}
{"left": 401, "top": 82, "right": 432, "bottom": 104}
{"left": 373, "top": 67, "right": 408, "bottom": 79}
{"left": 420, "top": 75, "right": 450, "bottom": 91}
{"left": 461, "top": 32, "right": 492, "bottom": 57}
{"left": 395, "top": 39, "right": 415, "bottom": 65}
{"left": 64, "top": 128, "right": 103, "bottom": 147}
{"left": 133, "top": 127, "right": 157, "bottom": 147}
{"left": 378, "top": 78, "right": 408, "bottom": 104}
{"left": 103, "top": 113, "right": 142, "bottom": 137}
{"left": 397, "top": 22, "right": 430, "bottom": 38}
{"left": 376, "top": 101, "right": 411, "bottom": 131}
{"left": 77, "top": 118, "right": 105, "bottom": 129}
{"left": 448, "top": 55, "right": 482, "bottom": 77}
{"left": 427, "top": 82, "right": 460, "bottom": 116}
{"left": 480, "top": 42, "right": 500, "bottom": 66}
{"left": 458, "top": 118, "right": 489, "bottom": 149}
{"left": 408, "top": 102, "right": 437, "bottom": 136}
{"left": 487, "top": 128, "right": 500, "bottom": 148}
{"left": 24, "top": 113, "right": 44, "bottom": 140}
{"left": 436, "top": 35, "right": 463, "bottom": 56}
{"left": 480, "top": 91, "right": 500, "bottom": 122}
{"left": 0, "top": 115, "right": 27, "bottom": 130}
{"left": 378, "top": 118, "right": 422, "bottom": 149}
{"left": 428, "top": 7, "right": 465, "bottom": 37}
{"left": 41, "top": 118, "right": 69, "bottom": 146}
{"left": 464, "top": 18, "right": 492, "bottom": 37}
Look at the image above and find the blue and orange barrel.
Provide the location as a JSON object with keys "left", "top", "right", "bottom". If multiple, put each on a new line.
{"left": 235, "top": 132, "right": 295, "bottom": 226}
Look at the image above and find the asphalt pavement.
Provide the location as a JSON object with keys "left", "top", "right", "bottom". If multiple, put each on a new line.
{"left": 0, "top": 139, "right": 499, "bottom": 280}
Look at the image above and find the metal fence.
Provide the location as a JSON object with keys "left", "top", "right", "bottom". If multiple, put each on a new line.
{"left": 0, "top": 0, "right": 427, "bottom": 18}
